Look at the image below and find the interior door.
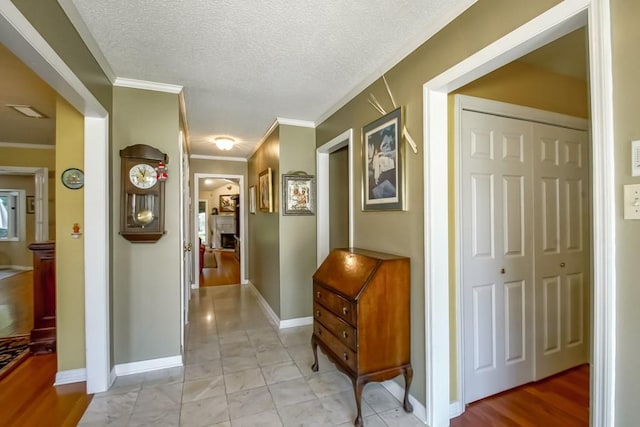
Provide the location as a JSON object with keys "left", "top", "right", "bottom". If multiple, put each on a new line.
{"left": 533, "top": 123, "right": 590, "bottom": 379}
{"left": 179, "top": 131, "right": 191, "bottom": 350}
{"left": 461, "top": 110, "right": 534, "bottom": 403}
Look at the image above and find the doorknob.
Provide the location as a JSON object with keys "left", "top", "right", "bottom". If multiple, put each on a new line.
{"left": 500, "top": 268, "right": 506, "bottom": 274}
{"left": 560, "top": 262, "right": 565, "bottom": 268}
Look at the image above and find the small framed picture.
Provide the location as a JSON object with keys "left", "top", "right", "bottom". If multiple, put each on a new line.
{"left": 259, "top": 168, "right": 273, "bottom": 212}
{"left": 282, "top": 174, "right": 315, "bottom": 216}
{"left": 249, "top": 185, "right": 256, "bottom": 214}
{"left": 362, "top": 107, "right": 404, "bottom": 211}
{"left": 219, "top": 194, "right": 238, "bottom": 213}
{"left": 26, "top": 196, "right": 35, "bottom": 214}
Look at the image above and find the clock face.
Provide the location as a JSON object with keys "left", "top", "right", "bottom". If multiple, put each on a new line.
{"left": 129, "top": 163, "right": 158, "bottom": 189}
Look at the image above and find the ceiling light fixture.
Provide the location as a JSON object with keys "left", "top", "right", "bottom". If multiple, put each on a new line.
{"left": 6, "top": 104, "right": 47, "bottom": 119}
{"left": 214, "top": 137, "right": 235, "bottom": 151}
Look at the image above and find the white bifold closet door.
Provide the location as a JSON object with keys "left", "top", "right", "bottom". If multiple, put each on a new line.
{"left": 461, "top": 109, "right": 589, "bottom": 404}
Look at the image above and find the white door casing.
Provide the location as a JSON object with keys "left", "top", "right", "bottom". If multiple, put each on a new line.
{"left": 461, "top": 110, "right": 534, "bottom": 403}
{"left": 179, "top": 131, "right": 190, "bottom": 351}
{"left": 533, "top": 123, "right": 590, "bottom": 379}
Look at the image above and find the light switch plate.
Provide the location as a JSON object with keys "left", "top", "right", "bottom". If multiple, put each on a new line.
{"left": 624, "top": 184, "right": 640, "bottom": 219}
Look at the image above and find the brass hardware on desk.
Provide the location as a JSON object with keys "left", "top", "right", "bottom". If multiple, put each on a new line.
{"left": 342, "top": 307, "right": 349, "bottom": 315}
{"left": 343, "top": 352, "right": 349, "bottom": 361}
{"left": 342, "top": 331, "right": 348, "bottom": 339}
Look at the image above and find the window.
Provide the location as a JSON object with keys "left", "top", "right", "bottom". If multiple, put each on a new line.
{"left": 0, "top": 190, "right": 24, "bottom": 241}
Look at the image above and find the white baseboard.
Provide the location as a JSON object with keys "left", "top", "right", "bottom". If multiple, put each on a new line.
{"left": 381, "top": 380, "right": 427, "bottom": 424}
{"left": 0, "top": 265, "right": 32, "bottom": 270}
{"left": 450, "top": 400, "right": 463, "bottom": 418}
{"left": 246, "top": 281, "right": 280, "bottom": 327}
{"left": 279, "top": 316, "right": 313, "bottom": 329}
{"left": 114, "top": 355, "right": 183, "bottom": 377}
{"left": 54, "top": 368, "right": 87, "bottom": 386}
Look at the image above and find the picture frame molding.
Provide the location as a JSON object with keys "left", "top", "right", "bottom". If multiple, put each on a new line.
{"left": 258, "top": 168, "right": 273, "bottom": 212}
{"left": 26, "top": 195, "right": 35, "bottom": 214}
{"left": 362, "top": 107, "right": 404, "bottom": 211}
{"left": 219, "top": 194, "right": 238, "bottom": 213}
{"left": 282, "top": 174, "right": 315, "bottom": 216}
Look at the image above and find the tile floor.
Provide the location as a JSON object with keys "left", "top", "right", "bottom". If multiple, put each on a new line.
{"left": 79, "top": 285, "right": 423, "bottom": 426}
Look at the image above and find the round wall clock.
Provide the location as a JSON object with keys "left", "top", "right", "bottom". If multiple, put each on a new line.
{"left": 61, "top": 168, "right": 84, "bottom": 189}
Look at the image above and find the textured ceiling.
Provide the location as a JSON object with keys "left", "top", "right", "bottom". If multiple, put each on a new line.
{"left": 66, "top": 0, "right": 477, "bottom": 158}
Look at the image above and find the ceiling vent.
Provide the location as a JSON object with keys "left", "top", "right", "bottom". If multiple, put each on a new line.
{"left": 6, "top": 104, "right": 48, "bottom": 119}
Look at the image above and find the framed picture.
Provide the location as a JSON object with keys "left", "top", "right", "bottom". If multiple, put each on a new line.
{"left": 219, "top": 194, "right": 238, "bottom": 213}
{"left": 258, "top": 168, "right": 273, "bottom": 212}
{"left": 26, "top": 196, "right": 35, "bottom": 214}
{"left": 282, "top": 174, "right": 315, "bottom": 216}
{"left": 249, "top": 185, "right": 256, "bottom": 214}
{"left": 362, "top": 107, "right": 404, "bottom": 211}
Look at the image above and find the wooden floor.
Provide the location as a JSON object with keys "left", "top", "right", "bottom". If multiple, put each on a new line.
{"left": 451, "top": 364, "right": 589, "bottom": 427}
{"left": 0, "top": 353, "right": 92, "bottom": 427}
{"left": 200, "top": 250, "right": 240, "bottom": 286}
{"left": 0, "top": 271, "right": 92, "bottom": 426}
{"left": 0, "top": 270, "right": 33, "bottom": 337}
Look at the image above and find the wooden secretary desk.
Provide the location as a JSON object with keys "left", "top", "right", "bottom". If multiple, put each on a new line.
{"left": 311, "top": 248, "right": 413, "bottom": 426}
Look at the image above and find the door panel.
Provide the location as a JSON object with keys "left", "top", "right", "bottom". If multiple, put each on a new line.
{"left": 462, "top": 111, "right": 534, "bottom": 403}
{"left": 534, "top": 124, "right": 589, "bottom": 380}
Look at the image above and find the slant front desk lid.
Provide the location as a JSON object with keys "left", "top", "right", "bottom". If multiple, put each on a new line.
{"left": 313, "top": 248, "right": 408, "bottom": 299}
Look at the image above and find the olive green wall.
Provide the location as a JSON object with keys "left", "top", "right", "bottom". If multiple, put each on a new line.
{"left": 0, "top": 175, "right": 34, "bottom": 267}
{"left": 329, "top": 147, "right": 349, "bottom": 250}
{"left": 55, "top": 96, "right": 85, "bottom": 371}
{"left": 316, "top": 0, "right": 562, "bottom": 406}
{"left": 278, "top": 125, "right": 316, "bottom": 320}
{"left": 112, "top": 86, "right": 181, "bottom": 364}
{"left": 248, "top": 130, "right": 281, "bottom": 316}
{"left": 611, "top": 0, "right": 640, "bottom": 423}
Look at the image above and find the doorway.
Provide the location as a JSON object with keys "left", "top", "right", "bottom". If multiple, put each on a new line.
{"left": 316, "top": 129, "right": 354, "bottom": 266}
{"left": 456, "top": 96, "right": 590, "bottom": 403}
{"left": 193, "top": 173, "right": 245, "bottom": 287}
{"left": 421, "top": 3, "right": 615, "bottom": 426}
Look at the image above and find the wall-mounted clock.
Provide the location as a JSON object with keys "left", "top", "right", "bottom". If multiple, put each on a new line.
{"left": 119, "top": 144, "right": 168, "bottom": 243}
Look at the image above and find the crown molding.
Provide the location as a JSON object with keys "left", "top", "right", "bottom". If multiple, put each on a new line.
{"left": 190, "top": 154, "right": 247, "bottom": 162}
{"left": 248, "top": 119, "right": 279, "bottom": 159}
{"left": 57, "top": 0, "right": 117, "bottom": 83}
{"left": 276, "top": 117, "right": 316, "bottom": 128}
{"left": 114, "top": 78, "right": 183, "bottom": 94}
{"left": 0, "top": 142, "right": 54, "bottom": 150}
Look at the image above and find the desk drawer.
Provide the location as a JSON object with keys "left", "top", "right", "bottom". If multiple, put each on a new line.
{"left": 314, "top": 321, "right": 356, "bottom": 373}
{"left": 313, "top": 283, "right": 356, "bottom": 325}
{"left": 314, "top": 303, "right": 356, "bottom": 350}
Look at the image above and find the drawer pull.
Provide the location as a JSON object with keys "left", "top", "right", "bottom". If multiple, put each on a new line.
{"left": 343, "top": 352, "right": 349, "bottom": 361}
{"left": 315, "top": 310, "right": 321, "bottom": 317}
{"left": 342, "top": 331, "right": 348, "bottom": 339}
{"left": 317, "top": 328, "right": 322, "bottom": 335}
{"left": 316, "top": 291, "right": 321, "bottom": 299}
{"left": 342, "top": 307, "right": 349, "bottom": 315}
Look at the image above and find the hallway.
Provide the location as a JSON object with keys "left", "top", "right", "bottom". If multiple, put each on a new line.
{"left": 79, "top": 284, "right": 423, "bottom": 426}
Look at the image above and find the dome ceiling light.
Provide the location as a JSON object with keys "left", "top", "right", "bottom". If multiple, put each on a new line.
{"left": 214, "top": 137, "right": 235, "bottom": 151}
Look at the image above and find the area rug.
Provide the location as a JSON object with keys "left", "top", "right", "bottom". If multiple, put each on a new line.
{"left": 0, "top": 335, "right": 30, "bottom": 381}
{"left": 203, "top": 250, "right": 218, "bottom": 268}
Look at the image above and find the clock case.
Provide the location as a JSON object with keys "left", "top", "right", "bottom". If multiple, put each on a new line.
{"left": 120, "top": 144, "right": 168, "bottom": 243}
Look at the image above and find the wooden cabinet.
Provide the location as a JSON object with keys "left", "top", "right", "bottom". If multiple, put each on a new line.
{"left": 311, "top": 248, "right": 412, "bottom": 426}
{"left": 28, "top": 242, "right": 56, "bottom": 354}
